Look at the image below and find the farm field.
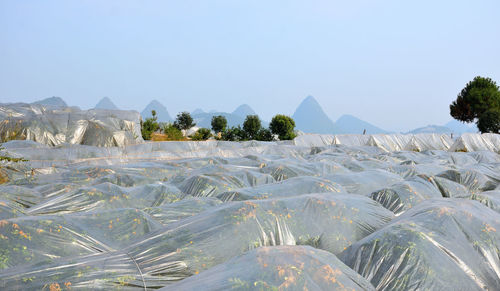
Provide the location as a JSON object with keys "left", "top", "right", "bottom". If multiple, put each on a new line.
{"left": 0, "top": 135, "right": 499, "bottom": 290}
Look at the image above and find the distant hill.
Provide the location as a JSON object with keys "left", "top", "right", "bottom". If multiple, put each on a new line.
{"left": 292, "top": 96, "right": 339, "bottom": 134}
{"left": 407, "top": 125, "right": 452, "bottom": 134}
{"left": 191, "top": 108, "right": 205, "bottom": 115}
{"left": 141, "top": 100, "right": 172, "bottom": 122}
{"left": 32, "top": 97, "right": 67, "bottom": 108}
{"left": 232, "top": 104, "right": 256, "bottom": 118}
{"left": 405, "top": 120, "right": 478, "bottom": 135}
{"left": 95, "top": 97, "right": 119, "bottom": 110}
{"left": 444, "top": 120, "right": 477, "bottom": 134}
{"left": 335, "top": 114, "right": 389, "bottom": 134}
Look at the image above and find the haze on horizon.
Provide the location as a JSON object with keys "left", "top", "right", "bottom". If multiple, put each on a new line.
{"left": 1, "top": 0, "right": 499, "bottom": 132}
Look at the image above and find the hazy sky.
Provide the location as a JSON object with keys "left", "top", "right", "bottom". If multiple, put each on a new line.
{"left": 1, "top": 0, "right": 499, "bottom": 132}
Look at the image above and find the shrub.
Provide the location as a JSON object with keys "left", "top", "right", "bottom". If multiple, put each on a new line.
{"left": 269, "top": 114, "right": 296, "bottom": 140}
{"left": 191, "top": 128, "right": 212, "bottom": 141}
{"left": 141, "top": 110, "right": 160, "bottom": 140}
{"left": 162, "top": 123, "right": 185, "bottom": 141}
{"left": 256, "top": 128, "right": 274, "bottom": 141}
{"left": 221, "top": 126, "right": 247, "bottom": 141}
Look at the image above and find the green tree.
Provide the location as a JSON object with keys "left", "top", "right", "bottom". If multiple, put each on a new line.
{"left": 243, "top": 115, "right": 262, "bottom": 140}
{"left": 269, "top": 114, "right": 296, "bottom": 140}
{"left": 450, "top": 76, "right": 500, "bottom": 133}
{"left": 174, "top": 112, "right": 196, "bottom": 130}
{"left": 211, "top": 115, "right": 227, "bottom": 133}
{"left": 477, "top": 109, "right": 500, "bottom": 134}
{"left": 141, "top": 110, "right": 160, "bottom": 140}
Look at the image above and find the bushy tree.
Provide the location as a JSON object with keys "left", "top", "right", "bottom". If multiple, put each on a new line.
{"left": 162, "top": 123, "right": 184, "bottom": 141}
{"left": 221, "top": 126, "right": 247, "bottom": 141}
{"left": 174, "top": 112, "right": 196, "bottom": 130}
{"left": 270, "top": 114, "right": 296, "bottom": 140}
{"left": 211, "top": 115, "right": 227, "bottom": 133}
{"left": 243, "top": 115, "right": 262, "bottom": 140}
{"left": 141, "top": 110, "right": 160, "bottom": 140}
{"left": 477, "top": 109, "right": 500, "bottom": 133}
{"left": 256, "top": 128, "right": 274, "bottom": 141}
{"left": 450, "top": 76, "right": 500, "bottom": 133}
{"left": 191, "top": 128, "right": 212, "bottom": 141}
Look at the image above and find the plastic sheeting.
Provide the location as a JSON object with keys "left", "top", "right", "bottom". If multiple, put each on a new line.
{"left": 294, "top": 133, "right": 452, "bottom": 151}
{"left": 0, "top": 194, "right": 393, "bottom": 289}
{"left": 471, "top": 190, "right": 500, "bottom": 214}
{"left": 339, "top": 199, "right": 500, "bottom": 290}
{"left": 295, "top": 133, "right": 500, "bottom": 153}
{"left": 370, "top": 176, "right": 443, "bottom": 215}
{"left": 449, "top": 133, "right": 500, "bottom": 152}
{"left": 0, "top": 136, "right": 499, "bottom": 290}
{"left": 162, "top": 246, "right": 375, "bottom": 290}
{"left": 217, "top": 176, "right": 345, "bottom": 202}
{"left": 0, "top": 101, "right": 496, "bottom": 154}
{"left": 0, "top": 103, "right": 143, "bottom": 146}
{"left": 0, "top": 102, "right": 496, "bottom": 154}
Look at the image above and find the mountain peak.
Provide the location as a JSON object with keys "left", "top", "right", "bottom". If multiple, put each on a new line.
{"left": 232, "top": 104, "right": 256, "bottom": 118}
{"left": 95, "top": 97, "right": 119, "bottom": 110}
{"left": 192, "top": 108, "right": 205, "bottom": 115}
{"left": 292, "top": 96, "right": 339, "bottom": 134}
{"left": 296, "top": 95, "right": 324, "bottom": 111}
{"left": 148, "top": 99, "right": 163, "bottom": 106}
{"left": 141, "top": 100, "right": 172, "bottom": 122}
{"left": 303, "top": 95, "right": 317, "bottom": 102}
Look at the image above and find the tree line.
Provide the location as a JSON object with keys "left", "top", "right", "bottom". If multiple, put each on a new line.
{"left": 141, "top": 111, "right": 297, "bottom": 141}
{"left": 142, "top": 75, "right": 500, "bottom": 142}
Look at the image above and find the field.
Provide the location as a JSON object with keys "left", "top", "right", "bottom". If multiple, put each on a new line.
{"left": 0, "top": 134, "right": 499, "bottom": 290}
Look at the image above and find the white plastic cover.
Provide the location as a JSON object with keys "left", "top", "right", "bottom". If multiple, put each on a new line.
{"left": 0, "top": 135, "right": 499, "bottom": 290}
{"left": 0, "top": 103, "right": 143, "bottom": 146}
